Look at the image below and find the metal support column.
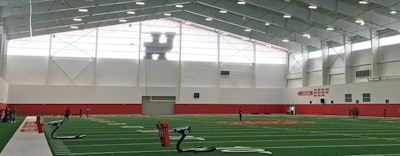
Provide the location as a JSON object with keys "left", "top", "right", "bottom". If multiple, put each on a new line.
{"left": 344, "top": 35, "right": 352, "bottom": 84}
{"left": 370, "top": 28, "right": 379, "bottom": 78}
{"left": 302, "top": 45, "right": 309, "bottom": 87}
{"left": 321, "top": 42, "right": 329, "bottom": 85}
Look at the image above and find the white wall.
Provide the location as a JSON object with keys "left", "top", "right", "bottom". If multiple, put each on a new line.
{"left": 6, "top": 55, "right": 286, "bottom": 104}
{"left": 0, "top": 77, "right": 8, "bottom": 103}
{"left": 284, "top": 79, "right": 400, "bottom": 104}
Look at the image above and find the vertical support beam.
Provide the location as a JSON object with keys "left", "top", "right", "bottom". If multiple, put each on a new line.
{"left": 94, "top": 27, "right": 99, "bottom": 85}
{"left": 217, "top": 33, "right": 221, "bottom": 87}
{"left": 370, "top": 28, "right": 379, "bottom": 78}
{"left": 253, "top": 42, "right": 256, "bottom": 88}
{"left": 285, "top": 51, "right": 290, "bottom": 88}
{"left": 46, "top": 34, "right": 52, "bottom": 84}
{"left": 136, "top": 22, "right": 143, "bottom": 87}
{"left": 321, "top": 42, "right": 329, "bottom": 85}
{"left": 0, "top": 25, "right": 8, "bottom": 78}
{"left": 344, "top": 35, "right": 352, "bottom": 84}
{"left": 302, "top": 45, "right": 309, "bottom": 87}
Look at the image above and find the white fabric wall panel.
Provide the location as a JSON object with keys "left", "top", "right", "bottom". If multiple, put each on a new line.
{"left": 6, "top": 56, "right": 48, "bottom": 84}
{"left": 181, "top": 62, "right": 218, "bottom": 87}
{"left": 218, "top": 88, "right": 284, "bottom": 104}
{"left": 48, "top": 58, "right": 95, "bottom": 85}
{"left": 351, "top": 50, "right": 371, "bottom": 66}
{"left": 96, "top": 59, "right": 137, "bottom": 86}
{"left": 138, "top": 60, "right": 179, "bottom": 87}
{"left": 308, "top": 71, "right": 322, "bottom": 86}
{"left": 287, "top": 79, "right": 302, "bottom": 88}
{"left": 255, "top": 64, "right": 286, "bottom": 88}
{"left": 219, "top": 63, "right": 254, "bottom": 88}
{"left": 0, "top": 77, "right": 8, "bottom": 103}
{"left": 329, "top": 74, "right": 345, "bottom": 85}
{"left": 308, "top": 58, "right": 322, "bottom": 71}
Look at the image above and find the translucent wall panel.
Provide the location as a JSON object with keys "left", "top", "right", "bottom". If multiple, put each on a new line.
{"left": 97, "top": 23, "right": 140, "bottom": 59}
{"left": 8, "top": 35, "right": 50, "bottom": 56}
{"left": 255, "top": 44, "right": 286, "bottom": 64}
{"left": 181, "top": 24, "right": 218, "bottom": 62}
{"left": 220, "top": 35, "right": 254, "bottom": 63}
{"left": 51, "top": 29, "right": 96, "bottom": 58}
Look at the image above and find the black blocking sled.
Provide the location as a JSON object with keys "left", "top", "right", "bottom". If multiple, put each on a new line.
{"left": 47, "top": 120, "right": 86, "bottom": 139}
{"left": 156, "top": 120, "right": 216, "bottom": 153}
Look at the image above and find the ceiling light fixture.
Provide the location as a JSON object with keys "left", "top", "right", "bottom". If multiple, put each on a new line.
{"left": 205, "top": 17, "right": 213, "bottom": 21}
{"left": 303, "top": 33, "right": 311, "bottom": 39}
{"left": 119, "top": 19, "right": 127, "bottom": 22}
{"left": 164, "top": 13, "right": 171, "bottom": 16}
{"left": 326, "top": 27, "right": 334, "bottom": 31}
{"left": 355, "top": 19, "right": 365, "bottom": 25}
{"left": 244, "top": 28, "right": 252, "bottom": 32}
{"left": 358, "top": 0, "right": 368, "bottom": 4}
{"left": 78, "top": 8, "right": 88, "bottom": 12}
{"left": 308, "top": 5, "right": 317, "bottom": 9}
{"left": 175, "top": 4, "right": 184, "bottom": 8}
{"left": 136, "top": 1, "right": 145, "bottom": 5}
{"left": 73, "top": 18, "right": 82, "bottom": 22}
{"left": 70, "top": 26, "right": 79, "bottom": 29}
{"left": 390, "top": 10, "right": 397, "bottom": 14}
{"left": 127, "top": 11, "right": 135, "bottom": 14}
{"left": 237, "top": 0, "right": 246, "bottom": 5}
{"left": 283, "top": 14, "right": 291, "bottom": 18}
{"left": 282, "top": 38, "right": 289, "bottom": 42}
{"left": 265, "top": 22, "right": 270, "bottom": 26}
{"left": 219, "top": 10, "right": 227, "bottom": 13}
{"left": 184, "top": 21, "right": 192, "bottom": 25}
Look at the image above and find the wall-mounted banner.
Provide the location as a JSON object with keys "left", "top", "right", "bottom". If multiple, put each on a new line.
{"left": 298, "top": 91, "right": 313, "bottom": 96}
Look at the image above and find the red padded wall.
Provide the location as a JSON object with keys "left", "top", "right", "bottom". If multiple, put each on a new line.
{"left": 175, "top": 104, "right": 284, "bottom": 114}
{"left": 8, "top": 104, "right": 142, "bottom": 115}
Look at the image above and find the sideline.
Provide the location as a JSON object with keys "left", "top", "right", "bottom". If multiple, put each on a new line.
{"left": 0, "top": 116, "right": 52, "bottom": 156}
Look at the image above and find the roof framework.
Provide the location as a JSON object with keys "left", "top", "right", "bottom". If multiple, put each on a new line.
{"left": 2, "top": 0, "right": 400, "bottom": 51}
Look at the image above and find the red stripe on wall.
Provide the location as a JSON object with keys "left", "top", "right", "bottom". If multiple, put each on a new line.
{"left": 6, "top": 103, "right": 400, "bottom": 117}
{"left": 8, "top": 104, "right": 142, "bottom": 116}
{"left": 175, "top": 104, "right": 285, "bottom": 114}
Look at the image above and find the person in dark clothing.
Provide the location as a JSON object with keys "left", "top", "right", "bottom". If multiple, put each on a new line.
{"left": 79, "top": 108, "right": 82, "bottom": 118}
{"left": 64, "top": 107, "right": 71, "bottom": 121}
{"left": 10, "top": 106, "right": 16, "bottom": 123}
{"left": 239, "top": 106, "right": 243, "bottom": 121}
{"left": 2, "top": 107, "right": 9, "bottom": 122}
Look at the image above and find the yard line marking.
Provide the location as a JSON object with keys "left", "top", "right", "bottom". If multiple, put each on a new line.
{"left": 57, "top": 149, "right": 177, "bottom": 155}
{"left": 343, "top": 154, "right": 400, "bottom": 156}
{"left": 120, "top": 126, "right": 144, "bottom": 128}
{"left": 65, "top": 138, "right": 380, "bottom": 147}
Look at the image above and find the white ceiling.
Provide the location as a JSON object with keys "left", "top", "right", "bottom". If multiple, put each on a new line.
{"left": 2, "top": 0, "right": 400, "bottom": 51}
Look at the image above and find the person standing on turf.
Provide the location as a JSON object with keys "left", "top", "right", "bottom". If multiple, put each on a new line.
{"left": 239, "top": 106, "right": 243, "bottom": 121}
{"left": 10, "top": 106, "right": 16, "bottom": 123}
{"left": 64, "top": 107, "right": 70, "bottom": 121}
{"left": 86, "top": 108, "right": 90, "bottom": 118}
{"left": 79, "top": 108, "right": 82, "bottom": 118}
{"left": 383, "top": 108, "right": 387, "bottom": 118}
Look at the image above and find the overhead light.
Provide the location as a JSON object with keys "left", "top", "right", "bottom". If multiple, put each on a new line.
{"left": 184, "top": 21, "right": 192, "bottom": 25}
{"left": 244, "top": 28, "right": 252, "bottom": 32}
{"left": 308, "top": 5, "right": 317, "bottom": 9}
{"left": 205, "top": 17, "right": 213, "bottom": 21}
{"left": 282, "top": 38, "right": 289, "bottom": 42}
{"left": 164, "top": 13, "right": 171, "bottom": 16}
{"left": 265, "top": 22, "right": 270, "bottom": 26}
{"left": 326, "top": 27, "right": 334, "bottom": 31}
{"left": 127, "top": 11, "right": 135, "bottom": 14}
{"left": 358, "top": 0, "right": 368, "bottom": 4}
{"left": 355, "top": 19, "right": 365, "bottom": 25}
{"left": 390, "top": 10, "right": 397, "bottom": 14}
{"left": 175, "top": 4, "right": 184, "bottom": 8}
{"left": 119, "top": 19, "right": 127, "bottom": 23}
{"left": 136, "top": 1, "right": 145, "bottom": 5}
{"left": 78, "top": 8, "right": 88, "bottom": 12}
{"left": 283, "top": 14, "right": 291, "bottom": 18}
{"left": 70, "top": 26, "right": 79, "bottom": 29}
{"left": 219, "top": 10, "right": 227, "bottom": 13}
{"left": 303, "top": 33, "right": 311, "bottom": 39}
{"left": 237, "top": 0, "right": 246, "bottom": 5}
{"left": 73, "top": 18, "right": 82, "bottom": 22}
{"left": 222, "top": 32, "right": 229, "bottom": 35}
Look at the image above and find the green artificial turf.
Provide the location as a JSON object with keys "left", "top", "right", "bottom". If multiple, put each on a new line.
{"left": 42, "top": 115, "right": 400, "bottom": 156}
{"left": 0, "top": 116, "right": 25, "bottom": 152}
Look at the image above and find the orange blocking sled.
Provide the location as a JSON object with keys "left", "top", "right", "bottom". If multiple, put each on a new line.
{"left": 36, "top": 116, "right": 43, "bottom": 133}
{"left": 156, "top": 120, "right": 170, "bottom": 147}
